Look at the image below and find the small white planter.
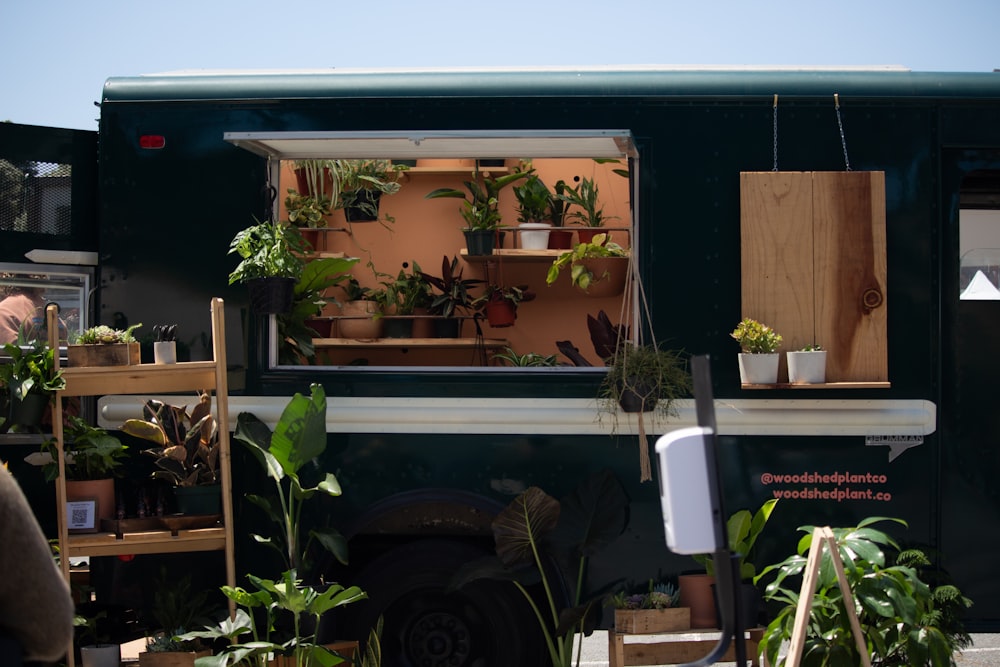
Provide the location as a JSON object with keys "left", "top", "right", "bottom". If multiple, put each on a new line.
{"left": 153, "top": 340, "right": 177, "bottom": 364}
{"left": 738, "top": 353, "right": 780, "bottom": 384}
{"left": 787, "top": 350, "right": 827, "bottom": 384}
{"left": 518, "top": 223, "right": 551, "bottom": 250}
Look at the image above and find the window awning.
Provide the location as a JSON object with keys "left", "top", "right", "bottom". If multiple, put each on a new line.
{"left": 223, "top": 129, "right": 637, "bottom": 160}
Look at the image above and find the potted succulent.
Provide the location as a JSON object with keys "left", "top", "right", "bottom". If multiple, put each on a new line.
{"left": 337, "top": 158, "right": 407, "bottom": 224}
{"left": 786, "top": 343, "right": 827, "bottom": 384}
{"left": 545, "top": 233, "right": 630, "bottom": 297}
{"left": 425, "top": 167, "right": 528, "bottom": 255}
{"left": 473, "top": 283, "right": 536, "bottom": 328}
{"left": 1, "top": 339, "right": 65, "bottom": 426}
{"left": 70, "top": 323, "right": 143, "bottom": 367}
{"left": 418, "top": 255, "right": 485, "bottom": 337}
{"left": 558, "top": 176, "right": 617, "bottom": 243}
{"left": 512, "top": 172, "right": 552, "bottom": 250}
{"left": 120, "top": 393, "right": 222, "bottom": 515}
{"left": 609, "top": 579, "right": 690, "bottom": 633}
{"left": 228, "top": 217, "right": 308, "bottom": 315}
{"left": 731, "top": 317, "right": 783, "bottom": 384}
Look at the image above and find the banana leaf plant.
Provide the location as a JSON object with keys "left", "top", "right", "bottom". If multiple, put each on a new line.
{"left": 450, "top": 468, "right": 629, "bottom": 667}
{"left": 233, "top": 384, "right": 348, "bottom": 581}
{"left": 277, "top": 256, "right": 358, "bottom": 364}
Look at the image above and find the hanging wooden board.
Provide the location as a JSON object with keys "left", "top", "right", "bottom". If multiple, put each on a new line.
{"left": 740, "top": 171, "right": 887, "bottom": 383}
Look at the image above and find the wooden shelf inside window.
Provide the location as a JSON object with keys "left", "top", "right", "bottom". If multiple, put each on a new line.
{"left": 741, "top": 381, "right": 891, "bottom": 389}
{"left": 312, "top": 337, "right": 508, "bottom": 349}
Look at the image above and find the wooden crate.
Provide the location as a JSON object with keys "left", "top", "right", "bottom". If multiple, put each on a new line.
{"left": 68, "top": 342, "right": 141, "bottom": 367}
{"left": 615, "top": 608, "right": 691, "bottom": 634}
{"left": 608, "top": 627, "right": 764, "bottom": 667}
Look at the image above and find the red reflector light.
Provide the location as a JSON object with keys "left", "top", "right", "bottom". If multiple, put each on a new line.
{"left": 139, "top": 135, "right": 166, "bottom": 149}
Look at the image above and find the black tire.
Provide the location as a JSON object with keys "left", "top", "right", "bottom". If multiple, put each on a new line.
{"left": 344, "top": 539, "right": 547, "bottom": 667}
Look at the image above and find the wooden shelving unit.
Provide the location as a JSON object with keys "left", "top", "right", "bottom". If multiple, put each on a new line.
{"left": 47, "top": 298, "right": 235, "bottom": 667}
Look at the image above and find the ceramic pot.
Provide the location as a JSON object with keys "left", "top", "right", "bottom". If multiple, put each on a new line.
{"left": 616, "top": 377, "right": 658, "bottom": 413}
{"left": 737, "top": 353, "right": 780, "bottom": 384}
{"left": 463, "top": 229, "right": 498, "bottom": 256}
{"left": 787, "top": 350, "right": 827, "bottom": 384}
{"left": 81, "top": 644, "right": 121, "bottom": 667}
{"left": 153, "top": 341, "right": 177, "bottom": 364}
{"left": 678, "top": 573, "right": 717, "bottom": 629}
{"left": 339, "top": 300, "right": 383, "bottom": 339}
{"left": 518, "top": 223, "right": 551, "bottom": 250}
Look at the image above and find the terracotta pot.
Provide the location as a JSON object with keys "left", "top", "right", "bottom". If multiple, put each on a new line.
{"left": 678, "top": 573, "right": 717, "bottom": 629}
{"left": 485, "top": 301, "right": 516, "bottom": 328}
{"left": 298, "top": 227, "right": 326, "bottom": 252}
{"left": 339, "top": 301, "right": 383, "bottom": 339}
{"left": 411, "top": 307, "right": 435, "bottom": 338}
{"left": 547, "top": 229, "right": 574, "bottom": 249}
{"left": 576, "top": 228, "right": 602, "bottom": 244}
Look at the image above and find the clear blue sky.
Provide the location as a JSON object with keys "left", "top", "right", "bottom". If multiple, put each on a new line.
{"left": 4, "top": 0, "right": 999, "bottom": 131}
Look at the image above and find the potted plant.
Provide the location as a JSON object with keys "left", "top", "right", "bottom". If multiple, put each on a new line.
{"left": 1, "top": 339, "right": 65, "bottom": 426}
{"left": 599, "top": 340, "right": 691, "bottom": 482}
{"left": 473, "top": 283, "right": 535, "bottom": 328}
{"left": 178, "top": 569, "right": 366, "bottom": 667}
{"left": 69, "top": 323, "right": 143, "bottom": 367}
{"left": 558, "top": 177, "right": 617, "bottom": 244}
{"left": 451, "top": 469, "right": 629, "bottom": 667}
{"left": 545, "top": 233, "right": 630, "bottom": 297}
{"left": 228, "top": 217, "right": 308, "bottom": 315}
{"left": 338, "top": 275, "right": 384, "bottom": 340}
{"left": 756, "top": 517, "right": 972, "bottom": 667}
{"left": 152, "top": 324, "right": 178, "bottom": 365}
{"left": 378, "top": 262, "right": 433, "bottom": 338}
{"left": 493, "top": 347, "right": 560, "bottom": 367}
{"left": 76, "top": 609, "right": 121, "bottom": 667}
{"left": 284, "top": 189, "right": 335, "bottom": 252}
{"left": 787, "top": 343, "right": 827, "bottom": 384}
{"left": 277, "top": 256, "right": 358, "bottom": 364}
{"left": 513, "top": 172, "right": 553, "bottom": 250}
{"left": 687, "top": 498, "right": 778, "bottom": 629}
{"left": 609, "top": 579, "right": 690, "bottom": 634}
{"left": 138, "top": 569, "right": 215, "bottom": 667}
{"left": 425, "top": 167, "right": 528, "bottom": 255}
{"left": 419, "top": 255, "right": 485, "bottom": 337}
{"left": 33, "top": 415, "right": 127, "bottom": 525}
{"left": 731, "top": 318, "right": 783, "bottom": 384}
{"left": 546, "top": 179, "right": 575, "bottom": 249}
{"left": 232, "top": 384, "right": 348, "bottom": 579}
{"left": 120, "top": 393, "right": 222, "bottom": 515}
{"left": 337, "top": 159, "right": 407, "bottom": 224}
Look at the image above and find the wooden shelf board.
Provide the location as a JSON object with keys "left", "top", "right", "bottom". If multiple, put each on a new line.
{"left": 313, "top": 337, "right": 509, "bottom": 349}
{"left": 59, "top": 361, "right": 219, "bottom": 396}
{"left": 741, "top": 381, "right": 891, "bottom": 389}
{"left": 65, "top": 527, "right": 227, "bottom": 557}
{"left": 461, "top": 248, "right": 565, "bottom": 262}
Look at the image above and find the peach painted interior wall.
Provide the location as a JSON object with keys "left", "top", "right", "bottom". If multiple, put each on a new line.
{"left": 277, "top": 158, "right": 632, "bottom": 366}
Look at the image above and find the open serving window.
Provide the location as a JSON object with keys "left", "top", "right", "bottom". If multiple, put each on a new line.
{"left": 225, "top": 130, "right": 639, "bottom": 371}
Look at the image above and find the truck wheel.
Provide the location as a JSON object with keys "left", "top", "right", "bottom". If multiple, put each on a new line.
{"left": 347, "top": 539, "right": 547, "bottom": 667}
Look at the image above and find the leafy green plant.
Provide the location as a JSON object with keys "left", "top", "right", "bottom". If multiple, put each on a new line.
{"left": 451, "top": 469, "right": 629, "bottom": 667}
{"left": 600, "top": 342, "right": 690, "bottom": 415}
{"left": 545, "top": 233, "right": 629, "bottom": 291}
{"left": 802, "top": 343, "right": 823, "bottom": 351}
{"left": 233, "top": 384, "right": 347, "bottom": 579}
{"left": 228, "top": 218, "right": 307, "bottom": 284}
{"left": 278, "top": 256, "right": 359, "bottom": 365}
{"left": 513, "top": 172, "right": 552, "bottom": 223}
{"left": 425, "top": 167, "right": 528, "bottom": 230}
{"left": 120, "top": 393, "right": 220, "bottom": 487}
{"left": 146, "top": 568, "right": 216, "bottom": 653}
{"left": 418, "top": 255, "right": 485, "bottom": 318}
{"left": 494, "top": 347, "right": 560, "bottom": 367}
{"left": 379, "top": 262, "right": 433, "bottom": 316}
{"left": 473, "top": 283, "right": 535, "bottom": 309}
{"left": 285, "top": 190, "right": 334, "bottom": 229}
{"left": 610, "top": 580, "right": 681, "bottom": 610}
{"left": 178, "top": 569, "right": 366, "bottom": 667}
{"left": 74, "top": 323, "right": 142, "bottom": 345}
{"left": 38, "top": 415, "right": 127, "bottom": 481}
{"left": 1, "top": 339, "right": 65, "bottom": 406}
{"left": 337, "top": 159, "right": 406, "bottom": 223}
{"left": 756, "top": 517, "right": 972, "bottom": 667}
{"left": 731, "top": 318, "right": 783, "bottom": 354}
{"left": 691, "top": 499, "right": 778, "bottom": 581}
{"left": 558, "top": 177, "right": 617, "bottom": 228}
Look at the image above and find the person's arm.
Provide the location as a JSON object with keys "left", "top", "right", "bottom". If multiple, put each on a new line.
{"left": 0, "top": 469, "right": 74, "bottom": 664}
